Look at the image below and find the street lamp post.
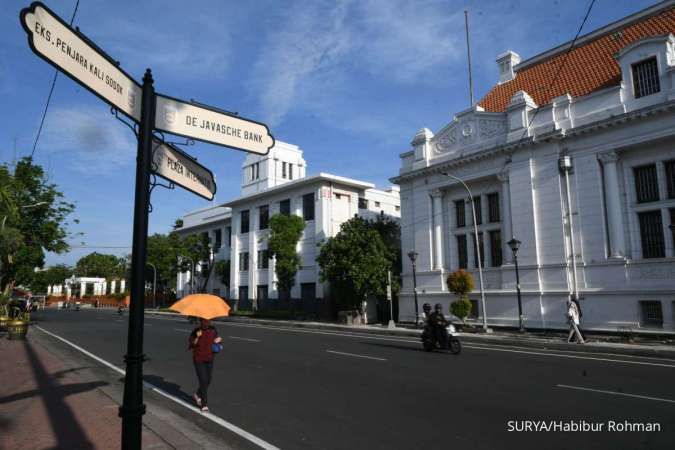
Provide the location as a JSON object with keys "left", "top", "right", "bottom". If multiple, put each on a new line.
{"left": 507, "top": 237, "right": 524, "bottom": 332}
{"left": 440, "top": 172, "right": 489, "bottom": 332}
{"left": 407, "top": 251, "right": 420, "bottom": 326}
{"left": 147, "top": 263, "right": 156, "bottom": 309}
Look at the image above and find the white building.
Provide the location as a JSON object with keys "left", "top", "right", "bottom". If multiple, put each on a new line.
{"left": 391, "top": 2, "right": 675, "bottom": 332}
{"left": 176, "top": 140, "right": 400, "bottom": 313}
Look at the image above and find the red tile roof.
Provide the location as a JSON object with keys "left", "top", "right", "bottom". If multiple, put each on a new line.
{"left": 478, "top": 7, "right": 675, "bottom": 112}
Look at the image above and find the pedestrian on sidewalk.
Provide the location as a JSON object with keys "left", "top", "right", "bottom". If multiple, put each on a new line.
{"left": 566, "top": 296, "right": 585, "bottom": 344}
{"left": 189, "top": 318, "right": 222, "bottom": 412}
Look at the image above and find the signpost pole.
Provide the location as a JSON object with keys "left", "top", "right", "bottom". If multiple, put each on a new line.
{"left": 120, "top": 69, "right": 155, "bottom": 450}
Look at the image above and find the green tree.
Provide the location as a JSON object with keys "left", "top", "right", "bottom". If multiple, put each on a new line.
{"left": 317, "top": 216, "right": 390, "bottom": 311}
{"left": 267, "top": 214, "right": 304, "bottom": 298}
{"left": 30, "top": 264, "right": 73, "bottom": 293}
{"left": 214, "top": 259, "right": 230, "bottom": 289}
{"left": 0, "top": 158, "right": 75, "bottom": 294}
{"left": 368, "top": 212, "right": 402, "bottom": 294}
{"left": 75, "top": 252, "right": 126, "bottom": 279}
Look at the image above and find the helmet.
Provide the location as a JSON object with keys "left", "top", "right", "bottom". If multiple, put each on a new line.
{"left": 434, "top": 303, "right": 443, "bottom": 312}
{"left": 422, "top": 303, "right": 431, "bottom": 313}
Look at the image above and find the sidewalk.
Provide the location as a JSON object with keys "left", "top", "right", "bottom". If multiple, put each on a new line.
{"left": 146, "top": 310, "right": 675, "bottom": 359}
{"left": 0, "top": 334, "right": 168, "bottom": 449}
{"left": 0, "top": 329, "right": 243, "bottom": 450}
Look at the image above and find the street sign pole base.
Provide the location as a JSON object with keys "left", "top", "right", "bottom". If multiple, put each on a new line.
{"left": 387, "top": 320, "right": 396, "bottom": 329}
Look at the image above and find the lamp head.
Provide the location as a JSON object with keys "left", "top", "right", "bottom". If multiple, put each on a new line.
{"left": 407, "top": 251, "right": 418, "bottom": 262}
{"left": 507, "top": 237, "right": 521, "bottom": 254}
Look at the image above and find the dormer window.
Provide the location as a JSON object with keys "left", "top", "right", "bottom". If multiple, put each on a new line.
{"left": 632, "top": 57, "right": 660, "bottom": 98}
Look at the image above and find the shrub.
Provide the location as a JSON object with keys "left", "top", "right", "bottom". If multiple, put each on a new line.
{"left": 451, "top": 298, "right": 472, "bottom": 323}
{"left": 446, "top": 269, "right": 474, "bottom": 298}
{"left": 447, "top": 270, "right": 475, "bottom": 323}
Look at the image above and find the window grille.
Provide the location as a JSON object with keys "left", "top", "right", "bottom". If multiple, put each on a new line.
{"left": 665, "top": 160, "right": 675, "bottom": 199}
{"left": 455, "top": 200, "right": 465, "bottom": 228}
{"left": 257, "top": 250, "right": 269, "bottom": 269}
{"left": 358, "top": 198, "right": 368, "bottom": 209}
{"left": 638, "top": 210, "right": 664, "bottom": 258}
{"left": 639, "top": 300, "right": 663, "bottom": 327}
{"left": 303, "top": 193, "right": 315, "bottom": 221}
{"left": 469, "top": 300, "right": 479, "bottom": 319}
{"left": 472, "top": 232, "right": 485, "bottom": 268}
{"left": 457, "top": 235, "right": 468, "bottom": 269}
{"left": 240, "top": 210, "right": 250, "bottom": 234}
{"left": 239, "top": 252, "right": 249, "bottom": 271}
{"left": 289, "top": 164, "right": 293, "bottom": 180}
{"left": 259, "top": 205, "right": 269, "bottom": 230}
{"left": 279, "top": 199, "right": 291, "bottom": 216}
{"left": 257, "top": 285, "right": 268, "bottom": 301}
{"left": 214, "top": 229, "right": 222, "bottom": 250}
{"left": 282, "top": 162, "right": 287, "bottom": 179}
{"left": 473, "top": 197, "right": 482, "bottom": 225}
{"left": 489, "top": 230, "right": 502, "bottom": 267}
{"left": 634, "top": 164, "right": 659, "bottom": 203}
{"left": 487, "top": 193, "right": 500, "bottom": 223}
{"left": 632, "top": 57, "right": 660, "bottom": 99}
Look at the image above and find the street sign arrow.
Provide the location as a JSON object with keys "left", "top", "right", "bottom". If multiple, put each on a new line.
{"left": 155, "top": 94, "right": 274, "bottom": 155}
{"left": 151, "top": 139, "right": 216, "bottom": 201}
{"left": 20, "top": 2, "right": 142, "bottom": 121}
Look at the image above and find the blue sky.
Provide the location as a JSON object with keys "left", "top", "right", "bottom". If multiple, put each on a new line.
{"left": 0, "top": 0, "right": 658, "bottom": 266}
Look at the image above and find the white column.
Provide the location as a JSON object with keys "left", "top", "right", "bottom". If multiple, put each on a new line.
{"left": 599, "top": 152, "right": 626, "bottom": 257}
{"left": 498, "top": 172, "right": 513, "bottom": 263}
{"left": 431, "top": 189, "right": 445, "bottom": 270}
{"left": 120, "top": 279, "right": 126, "bottom": 292}
{"left": 47, "top": 285, "right": 52, "bottom": 295}
{"left": 79, "top": 282, "right": 86, "bottom": 299}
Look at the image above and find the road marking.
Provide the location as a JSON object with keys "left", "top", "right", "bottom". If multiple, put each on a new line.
{"left": 556, "top": 384, "right": 675, "bottom": 404}
{"left": 34, "top": 326, "right": 281, "bottom": 450}
{"left": 465, "top": 344, "right": 675, "bottom": 368}
{"left": 221, "top": 322, "right": 675, "bottom": 368}
{"left": 326, "top": 350, "right": 387, "bottom": 361}
{"left": 173, "top": 328, "right": 191, "bottom": 333}
{"left": 229, "top": 336, "right": 260, "bottom": 342}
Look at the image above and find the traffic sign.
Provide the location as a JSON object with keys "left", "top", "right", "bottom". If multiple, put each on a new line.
{"left": 151, "top": 139, "right": 216, "bottom": 201}
{"left": 155, "top": 94, "right": 274, "bottom": 155}
{"left": 20, "top": 2, "right": 141, "bottom": 121}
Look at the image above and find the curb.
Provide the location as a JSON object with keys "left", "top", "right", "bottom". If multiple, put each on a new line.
{"left": 144, "top": 310, "right": 675, "bottom": 359}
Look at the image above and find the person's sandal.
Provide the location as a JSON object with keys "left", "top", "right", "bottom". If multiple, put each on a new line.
{"left": 201, "top": 406, "right": 209, "bottom": 412}
{"left": 193, "top": 393, "right": 202, "bottom": 407}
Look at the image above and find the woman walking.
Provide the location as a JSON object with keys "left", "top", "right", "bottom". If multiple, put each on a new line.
{"left": 189, "top": 318, "right": 222, "bottom": 412}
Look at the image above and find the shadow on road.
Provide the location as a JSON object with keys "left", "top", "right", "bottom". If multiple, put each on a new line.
{"left": 142, "top": 374, "right": 195, "bottom": 405}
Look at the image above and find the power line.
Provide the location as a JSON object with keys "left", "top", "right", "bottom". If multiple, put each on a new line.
{"left": 440, "top": 0, "right": 597, "bottom": 212}
{"left": 30, "top": 0, "right": 81, "bottom": 159}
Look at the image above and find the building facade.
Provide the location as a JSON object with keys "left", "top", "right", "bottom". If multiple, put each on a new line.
{"left": 391, "top": 2, "right": 675, "bottom": 332}
{"left": 176, "top": 141, "right": 400, "bottom": 309}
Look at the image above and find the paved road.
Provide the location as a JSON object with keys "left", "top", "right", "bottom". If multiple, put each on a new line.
{"left": 33, "top": 308, "right": 675, "bottom": 450}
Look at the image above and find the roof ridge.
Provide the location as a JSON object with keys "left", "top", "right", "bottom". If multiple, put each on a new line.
{"left": 516, "top": 0, "right": 675, "bottom": 71}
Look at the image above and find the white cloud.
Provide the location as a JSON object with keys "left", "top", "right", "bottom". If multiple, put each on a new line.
{"left": 42, "top": 105, "right": 137, "bottom": 174}
{"left": 249, "top": 0, "right": 466, "bottom": 129}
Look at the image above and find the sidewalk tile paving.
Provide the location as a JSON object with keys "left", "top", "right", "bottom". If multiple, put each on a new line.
{"left": 0, "top": 333, "right": 169, "bottom": 450}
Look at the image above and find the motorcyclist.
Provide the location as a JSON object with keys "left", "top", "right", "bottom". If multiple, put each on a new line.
{"left": 118, "top": 304, "right": 124, "bottom": 315}
{"left": 428, "top": 303, "right": 449, "bottom": 345}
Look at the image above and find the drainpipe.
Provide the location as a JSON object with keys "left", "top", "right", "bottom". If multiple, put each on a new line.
{"left": 559, "top": 155, "right": 578, "bottom": 300}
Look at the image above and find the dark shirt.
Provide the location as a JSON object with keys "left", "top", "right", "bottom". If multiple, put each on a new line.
{"left": 429, "top": 312, "right": 448, "bottom": 327}
{"left": 188, "top": 326, "right": 218, "bottom": 362}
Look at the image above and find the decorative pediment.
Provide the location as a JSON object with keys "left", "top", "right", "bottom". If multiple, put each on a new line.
{"left": 431, "top": 107, "right": 507, "bottom": 159}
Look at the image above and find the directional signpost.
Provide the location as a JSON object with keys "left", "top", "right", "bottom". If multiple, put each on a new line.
{"left": 151, "top": 138, "right": 216, "bottom": 201}
{"left": 20, "top": 2, "right": 273, "bottom": 449}
{"left": 21, "top": 2, "right": 141, "bottom": 121}
{"left": 155, "top": 94, "right": 274, "bottom": 155}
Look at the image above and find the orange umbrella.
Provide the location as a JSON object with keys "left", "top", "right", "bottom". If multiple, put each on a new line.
{"left": 169, "top": 294, "right": 230, "bottom": 320}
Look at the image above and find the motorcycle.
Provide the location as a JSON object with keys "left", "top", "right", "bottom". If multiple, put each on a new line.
{"left": 421, "top": 317, "right": 461, "bottom": 354}
{"left": 117, "top": 306, "right": 124, "bottom": 316}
